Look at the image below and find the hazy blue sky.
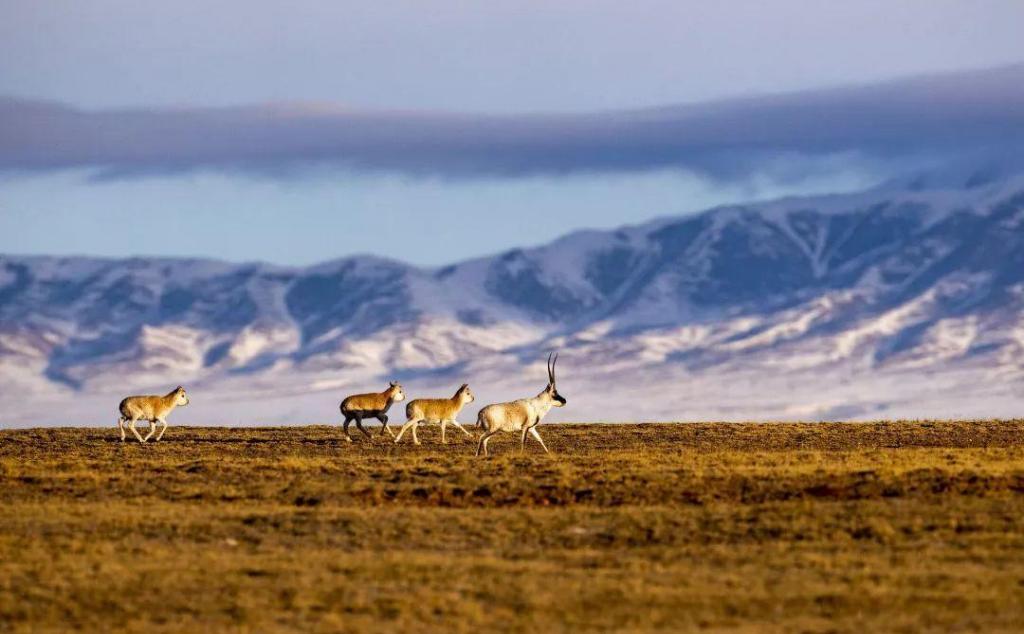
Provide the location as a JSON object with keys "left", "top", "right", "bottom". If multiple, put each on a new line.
{"left": 2, "top": 1, "right": 1023, "bottom": 265}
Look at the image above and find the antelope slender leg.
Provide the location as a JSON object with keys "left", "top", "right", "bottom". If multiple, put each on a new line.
{"left": 128, "top": 417, "right": 145, "bottom": 443}
{"left": 476, "top": 430, "right": 497, "bottom": 457}
{"left": 378, "top": 414, "right": 395, "bottom": 437}
{"left": 529, "top": 427, "right": 550, "bottom": 453}
{"left": 450, "top": 420, "right": 472, "bottom": 436}
{"left": 143, "top": 419, "right": 157, "bottom": 442}
{"left": 118, "top": 417, "right": 126, "bottom": 442}
{"left": 394, "top": 418, "right": 420, "bottom": 444}
{"left": 156, "top": 418, "right": 169, "bottom": 441}
{"left": 520, "top": 427, "right": 528, "bottom": 452}
{"left": 342, "top": 415, "right": 354, "bottom": 442}
{"left": 441, "top": 420, "right": 447, "bottom": 444}
{"left": 411, "top": 419, "right": 421, "bottom": 445}
{"left": 355, "top": 415, "right": 372, "bottom": 440}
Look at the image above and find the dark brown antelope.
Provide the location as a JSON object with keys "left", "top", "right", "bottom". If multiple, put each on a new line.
{"left": 339, "top": 381, "right": 406, "bottom": 441}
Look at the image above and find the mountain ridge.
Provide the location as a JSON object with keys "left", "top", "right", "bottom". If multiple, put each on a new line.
{"left": 2, "top": 167, "right": 1023, "bottom": 425}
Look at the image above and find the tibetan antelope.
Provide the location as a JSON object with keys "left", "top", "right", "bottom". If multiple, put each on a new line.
{"left": 117, "top": 385, "right": 190, "bottom": 443}
{"left": 475, "top": 352, "right": 566, "bottom": 457}
{"left": 394, "top": 383, "right": 475, "bottom": 445}
{"left": 339, "top": 381, "right": 406, "bottom": 441}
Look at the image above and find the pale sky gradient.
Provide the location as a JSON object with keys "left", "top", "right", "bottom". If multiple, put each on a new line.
{"left": 2, "top": 0, "right": 1023, "bottom": 265}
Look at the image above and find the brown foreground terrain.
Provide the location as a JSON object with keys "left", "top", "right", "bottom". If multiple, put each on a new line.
{"left": 2, "top": 421, "right": 1024, "bottom": 633}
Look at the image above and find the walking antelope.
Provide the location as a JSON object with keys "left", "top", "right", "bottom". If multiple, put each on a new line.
{"left": 339, "top": 381, "right": 406, "bottom": 441}
{"left": 475, "top": 353, "right": 566, "bottom": 457}
{"left": 117, "top": 386, "right": 190, "bottom": 443}
{"left": 394, "top": 383, "right": 475, "bottom": 445}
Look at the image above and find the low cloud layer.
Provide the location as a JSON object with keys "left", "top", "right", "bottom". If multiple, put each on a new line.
{"left": 2, "top": 65, "right": 1022, "bottom": 182}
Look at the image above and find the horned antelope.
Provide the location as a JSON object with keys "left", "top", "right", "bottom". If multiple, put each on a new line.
{"left": 117, "top": 386, "right": 190, "bottom": 443}
{"left": 394, "top": 383, "right": 475, "bottom": 445}
{"left": 475, "top": 352, "right": 566, "bottom": 457}
{"left": 339, "top": 381, "right": 406, "bottom": 441}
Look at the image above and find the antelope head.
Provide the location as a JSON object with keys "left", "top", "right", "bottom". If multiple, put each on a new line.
{"left": 388, "top": 381, "right": 406, "bottom": 402}
{"left": 545, "top": 352, "right": 566, "bottom": 407}
{"left": 173, "top": 386, "right": 190, "bottom": 407}
{"left": 456, "top": 383, "right": 475, "bottom": 405}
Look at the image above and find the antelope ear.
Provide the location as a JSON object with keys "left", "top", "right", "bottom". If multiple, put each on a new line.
{"left": 460, "top": 383, "right": 469, "bottom": 390}
{"left": 390, "top": 381, "right": 398, "bottom": 387}
{"left": 176, "top": 385, "right": 184, "bottom": 392}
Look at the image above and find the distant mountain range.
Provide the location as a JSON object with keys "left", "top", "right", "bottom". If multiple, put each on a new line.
{"left": 2, "top": 167, "right": 1023, "bottom": 426}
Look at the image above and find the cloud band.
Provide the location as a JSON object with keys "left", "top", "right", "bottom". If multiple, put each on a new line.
{"left": 1, "top": 65, "right": 1022, "bottom": 181}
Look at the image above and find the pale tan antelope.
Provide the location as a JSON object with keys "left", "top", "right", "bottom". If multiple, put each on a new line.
{"left": 475, "top": 353, "right": 566, "bottom": 457}
{"left": 394, "top": 383, "right": 475, "bottom": 445}
{"left": 117, "top": 386, "right": 190, "bottom": 443}
{"left": 339, "top": 381, "right": 406, "bottom": 441}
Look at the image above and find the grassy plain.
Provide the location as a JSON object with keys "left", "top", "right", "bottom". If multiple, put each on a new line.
{"left": 2, "top": 421, "right": 1024, "bottom": 633}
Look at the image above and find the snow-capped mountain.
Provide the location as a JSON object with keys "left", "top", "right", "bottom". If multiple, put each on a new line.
{"left": 3, "top": 168, "right": 1024, "bottom": 426}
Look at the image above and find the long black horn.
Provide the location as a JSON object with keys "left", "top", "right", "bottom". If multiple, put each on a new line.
{"left": 547, "top": 351, "right": 554, "bottom": 384}
{"left": 551, "top": 352, "right": 558, "bottom": 384}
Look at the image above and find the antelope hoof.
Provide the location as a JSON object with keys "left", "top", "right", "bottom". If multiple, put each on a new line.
{"left": 345, "top": 436, "right": 353, "bottom": 443}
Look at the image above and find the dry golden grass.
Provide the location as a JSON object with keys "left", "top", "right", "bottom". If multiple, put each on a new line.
{"left": 2, "top": 421, "right": 1024, "bottom": 633}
